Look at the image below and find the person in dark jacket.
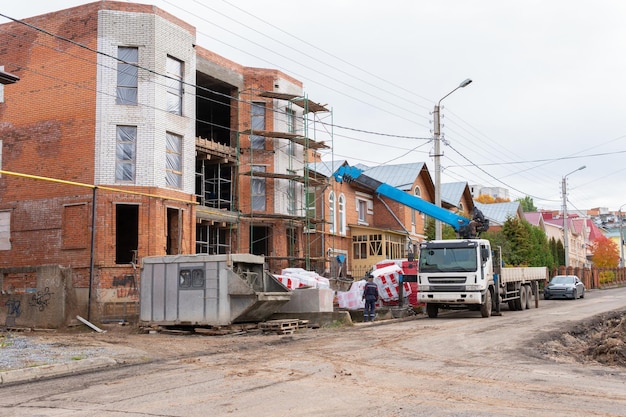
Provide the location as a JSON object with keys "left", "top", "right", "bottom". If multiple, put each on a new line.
{"left": 362, "top": 275, "right": 379, "bottom": 322}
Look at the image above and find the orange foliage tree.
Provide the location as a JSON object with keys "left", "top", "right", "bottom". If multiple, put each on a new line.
{"left": 475, "top": 194, "right": 510, "bottom": 204}
{"left": 475, "top": 194, "right": 495, "bottom": 204}
{"left": 590, "top": 234, "right": 620, "bottom": 268}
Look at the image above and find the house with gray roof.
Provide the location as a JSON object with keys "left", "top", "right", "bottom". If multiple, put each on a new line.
{"left": 474, "top": 201, "right": 523, "bottom": 229}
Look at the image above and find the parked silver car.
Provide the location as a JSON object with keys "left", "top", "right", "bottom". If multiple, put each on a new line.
{"left": 544, "top": 275, "right": 585, "bottom": 300}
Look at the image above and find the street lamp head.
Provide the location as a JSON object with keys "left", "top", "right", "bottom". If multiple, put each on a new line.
{"left": 564, "top": 165, "right": 586, "bottom": 178}
{"left": 459, "top": 78, "right": 473, "bottom": 88}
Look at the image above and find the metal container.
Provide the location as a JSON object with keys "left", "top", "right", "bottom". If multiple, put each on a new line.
{"left": 140, "top": 254, "right": 291, "bottom": 326}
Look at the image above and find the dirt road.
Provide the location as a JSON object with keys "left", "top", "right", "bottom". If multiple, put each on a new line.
{"left": 1, "top": 287, "right": 626, "bottom": 416}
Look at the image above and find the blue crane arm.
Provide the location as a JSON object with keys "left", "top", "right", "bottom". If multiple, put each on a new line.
{"left": 374, "top": 183, "right": 468, "bottom": 231}
{"left": 333, "top": 165, "right": 468, "bottom": 230}
{"left": 333, "top": 165, "right": 485, "bottom": 236}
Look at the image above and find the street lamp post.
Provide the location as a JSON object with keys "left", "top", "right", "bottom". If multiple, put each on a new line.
{"left": 618, "top": 204, "right": 626, "bottom": 268}
{"left": 433, "top": 78, "right": 472, "bottom": 240}
{"left": 562, "top": 165, "right": 586, "bottom": 268}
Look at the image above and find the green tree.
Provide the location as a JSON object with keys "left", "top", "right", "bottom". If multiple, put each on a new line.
{"left": 528, "top": 224, "right": 555, "bottom": 268}
{"left": 481, "top": 229, "right": 511, "bottom": 262}
{"left": 424, "top": 216, "right": 456, "bottom": 241}
{"left": 549, "top": 237, "right": 561, "bottom": 267}
{"left": 501, "top": 217, "right": 532, "bottom": 265}
{"left": 485, "top": 217, "right": 551, "bottom": 267}
{"left": 516, "top": 196, "right": 537, "bottom": 212}
{"left": 555, "top": 239, "right": 565, "bottom": 266}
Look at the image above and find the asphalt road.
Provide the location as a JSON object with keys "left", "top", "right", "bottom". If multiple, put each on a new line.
{"left": 1, "top": 287, "right": 626, "bottom": 417}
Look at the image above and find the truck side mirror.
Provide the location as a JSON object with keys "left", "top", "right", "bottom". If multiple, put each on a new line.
{"left": 481, "top": 248, "right": 490, "bottom": 263}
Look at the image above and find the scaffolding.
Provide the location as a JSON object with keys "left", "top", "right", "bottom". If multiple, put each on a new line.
{"left": 240, "top": 89, "right": 332, "bottom": 274}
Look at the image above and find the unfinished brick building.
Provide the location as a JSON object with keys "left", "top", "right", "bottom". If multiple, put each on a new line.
{"left": 0, "top": 1, "right": 330, "bottom": 325}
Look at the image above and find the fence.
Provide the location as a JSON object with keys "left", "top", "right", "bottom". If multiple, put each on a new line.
{"left": 550, "top": 266, "right": 626, "bottom": 290}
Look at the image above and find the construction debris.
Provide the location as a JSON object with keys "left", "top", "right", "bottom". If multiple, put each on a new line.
{"left": 138, "top": 318, "right": 312, "bottom": 336}
{"left": 258, "top": 319, "right": 305, "bottom": 335}
{"left": 76, "top": 315, "right": 106, "bottom": 333}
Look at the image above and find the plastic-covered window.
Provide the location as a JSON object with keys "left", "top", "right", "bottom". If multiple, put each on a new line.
{"left": 116, "top": 47, "right": 138, "bottom": 105}
{"left": 166, "top": 132, "right": 182, "bottom": 188}
{"left": 166, "top": 56, "right": 183, "bottom": 115}
{"left": 116, "top": 126, "right": 136, "bottom": 182}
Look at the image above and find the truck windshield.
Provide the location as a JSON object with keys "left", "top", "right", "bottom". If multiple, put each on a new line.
{"left": 418, "top": 247, "right": 478, "bottom": 272}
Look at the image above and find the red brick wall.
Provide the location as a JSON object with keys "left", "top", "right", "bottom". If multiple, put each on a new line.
{"left": 0, "top": 4, "right": 98, "bottom": 273}
{"left": 0, "top": 4, "right": 197, "bottom": 320}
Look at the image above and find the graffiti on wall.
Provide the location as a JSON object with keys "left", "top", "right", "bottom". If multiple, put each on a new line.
{"left": 112, "top": 274, "right": 138, "bottom": 299}
{"left": 5, "top": 298, "right": 21, "bottom": 317}
{"left": 28, "top": 287, "right": 53, "bottom": 312}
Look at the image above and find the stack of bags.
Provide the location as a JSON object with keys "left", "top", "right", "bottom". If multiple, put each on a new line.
{"left": 277, "top": 268, "right": 330, "bottom": 289}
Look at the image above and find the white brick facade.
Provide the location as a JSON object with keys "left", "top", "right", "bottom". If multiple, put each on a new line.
{"left": 272, "top": 77, "right": 305, "bottom": 216}
{"left": 94, "top": 9, "right": 196, "bottom": 194}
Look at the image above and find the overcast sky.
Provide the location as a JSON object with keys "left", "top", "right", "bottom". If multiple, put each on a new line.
{"left": 2, "top": 0, "right": 626, "bottom": 213}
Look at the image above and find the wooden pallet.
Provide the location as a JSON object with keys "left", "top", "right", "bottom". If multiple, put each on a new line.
{"left": 259, "top": 319, "right": 300, "bottom": 335}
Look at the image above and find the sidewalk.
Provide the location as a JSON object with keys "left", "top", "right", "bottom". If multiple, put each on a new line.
{"left": 0, "top": 356, "right": 119, "bottom": 386}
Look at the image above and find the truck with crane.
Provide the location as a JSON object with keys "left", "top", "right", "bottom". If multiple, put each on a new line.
{"left": 333, "top": 164, "right": 548, "bottom": 318}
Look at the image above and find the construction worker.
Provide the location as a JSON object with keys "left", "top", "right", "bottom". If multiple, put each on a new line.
{"left": 362, "top": 275, "right": 379, "bottom": 322}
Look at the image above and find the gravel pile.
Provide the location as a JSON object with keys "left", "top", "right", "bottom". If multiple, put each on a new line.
{"left": 0, "top": 332, "right": 111, "bottom": 372}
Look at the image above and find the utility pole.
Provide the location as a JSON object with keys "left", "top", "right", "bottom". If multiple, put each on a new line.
{"left": 618, "top": 204, "right": 626, "bottom": 268}
{"left": 562, "top": 166, "right": 586, "bottom": 268}
{"left": 433, "top": 79, "right": 472, "bottom": 240}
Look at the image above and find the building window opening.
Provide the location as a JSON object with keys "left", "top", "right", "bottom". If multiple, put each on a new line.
{"left": 167, "top": 207, "right": 181, "bottom": 255}
{"left": 251, "top": 225, "right": 270, "bottom": 256}
{"left": 116, "top": 204, "right": 138, "bottom": 264}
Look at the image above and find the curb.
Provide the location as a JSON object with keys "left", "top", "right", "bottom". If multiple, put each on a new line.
{"left": 0, "top": 357, "right": 118, "bottom": 386}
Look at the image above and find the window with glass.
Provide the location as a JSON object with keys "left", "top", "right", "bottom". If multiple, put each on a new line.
{"left": 166, "top": 56, "right": 183, "bottom": 115}
{"left": 166, "top": 132, "right": 182, "bottom": 188}
{"left": 353, "top": 235, "right": 367, "bottom": 259}
{"left": 385, "top": 234, "right": 404, "bottom": 259}
{"left": 358, "top": 199, "right": 367, "bottom": 223}
{"left": 412, "top": 186, "right": 421, "bottom": 226}
{"left": 178, "top": 268, "right": 205, "bottom": 289}
{"left": 116, "top": 125, "right": 136, "bottom": 182}
{"left": 338, "top": 194, "right": 346, "bottom": 235}
{"left": 116, "top": 47, "right": 138, "bottom": 105}
{"left": 369, "top": 234, "right": 382, "bottom": 256}
{"left": 418, "top": 246, "right": 478, "bottom": 272}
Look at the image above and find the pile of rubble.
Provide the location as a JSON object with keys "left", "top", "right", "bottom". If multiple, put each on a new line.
{"left": 537, "top": 309, "right": 626, "bottom": 368}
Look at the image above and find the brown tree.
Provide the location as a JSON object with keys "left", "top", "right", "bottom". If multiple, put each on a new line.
{"left": 590, "top": 234, "right": 620, "bottom": 268}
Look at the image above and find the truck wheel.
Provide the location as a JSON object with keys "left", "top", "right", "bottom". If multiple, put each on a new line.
{"left": 515, "top": 285, "right": 525, "bottom": 311}
{"left": 480, "top": 290, "right": 492, "bottom": 318}
{"left": 524, "top": 285, "right": 532, "bottom": 309}
{"left": 426, "top": 303, "right": 439, "bottom": 318}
